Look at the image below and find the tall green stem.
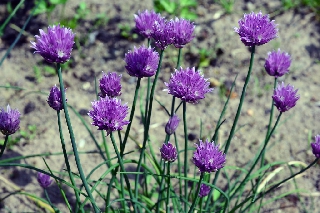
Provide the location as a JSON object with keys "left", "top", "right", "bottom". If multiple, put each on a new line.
{"left": 56, "top": 63, "right": 99, "bottom": 212}
{"left": 205, "top": 45, "right": 256, "bottom": 210}
{"left": 57, "top": 111, "right": 81, "bottom": 211}
{"left": 188, "top": 172, "right": 204, "bottom": 213}
{"left": 134, "top": 50, "right": 164, "bottom": 198}
{"left": 166, "top": 162, "right": 171, "bottom": 213}
{"left": 0, "top": 135, "right": 9, "bottom": 159}
{"left": 183, "top": 101, "right": 188, "bottom": 211}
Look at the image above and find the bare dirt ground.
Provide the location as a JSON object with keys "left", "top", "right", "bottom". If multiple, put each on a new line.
{"left": 1, "top": 0, "right": 320, "bottom": 212}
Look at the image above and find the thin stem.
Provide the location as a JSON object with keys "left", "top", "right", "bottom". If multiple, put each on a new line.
{"left": 231, "top": 113, "right": 282, "bottom": 199}
{"left": 135, "top": 50, "right": 164, "bottom": 199}
{"left": 0, "top": 135, "right": 9, "bottom": 159}
{"left": 44, "top": 189, "right": 58, "bottom": 212}
{"left": 105, "top": 175, "right": 116, "bottom": 213}
{"left": 56, "top": 63, "right": 99, "bottom": 212}
{"left": 156, "top": 163, "right": 166, "bottom": 213}
{"left": 188, "top": 173, "right": 204, "bottom": 213}
{"left": 57, "top": 111, "right": 81, "bottom": 210}
{"left": 205, "top": 45, "right": 256, "bottom": 210}
{"left": 183, "top": 101, "right": 188, "bottom": 212}
{"left": 110, "top": 132, "right": 137, "bottom": 213}
{"left": 166, "top": 162, "right": 171, "bottom": 213}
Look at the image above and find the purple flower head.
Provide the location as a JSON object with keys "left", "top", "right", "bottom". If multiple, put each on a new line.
{"left": 37, "top": 172, "right": 53, "bottom": 188}
{"left": 234, "top": 11, "right": 278, "bottom": 46}
{"left": 88, "top": 97, "right": 130, "bottom": 135}
{"left": 311, "top": 135, "right": 320, "bottom": 158}
{"left": 125, "top": 46, "right": 159, "bottom": 78}
{"left": 199, "top": 184, "right": 211, "bottom": 198}
{"left": 164, "top": 67, "right": 213, "bottom": 104}
{"left": 99, "top": 72, "right": 122, "bottom": 98}
{"left": 193, "top": 139, "right": 226, "bottom": 173}
{"left": 272, "top": 82, "right": 299, "bottom": 113}
{"left": 165, "top": 114, "right": 180, "bottom": 135}
{"left": 171, "top": 18, "right": 195, "bottom": 48}
{"left": 134, "top": 10, "right": 165, "bottom": 38}
{"left": 47, "top": 85, "right": 66, "bottom": 111}
{"left": 151, "top": 19, "right": 175, "bottom": 50}
{"left": 0, "top": 105, "right": 20, "bottom": 136}
{"left": 31, "top": 24, "right": 75, "bottom": 63}
{"left": 264, "top": 49, "right": 291, "bottom": 78}
{"left": 160, "top": 142, "right": 177, "bottom": 162}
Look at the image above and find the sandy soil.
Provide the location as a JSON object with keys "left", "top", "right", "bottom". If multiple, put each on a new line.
{"left": 1, "top": 0, "right": 320, "bottom": 212}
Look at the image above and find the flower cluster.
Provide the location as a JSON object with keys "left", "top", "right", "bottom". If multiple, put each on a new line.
{"left": 125, "top": 46, "right": 159, "bottom": 78}
{"left": 31, "top": 24, "right": 75, "bottom": 63}
{"left": 193, "top": 139, "right": 226, "bottom": 173}
{"left": 47, "top": 85, "right": 66, "bottom": 111}
{"left": 165, "top": 114, "right": 180, "bottom": 135}
{"left": 88, "top": 97, "right": 130, "bottom": 135}
{"left": 37, "top": 172, "right": 53, "bottom": 188}
{"left": 311, "top": 135, "right": 320, "bottom": 158}
{"left": 134, "top": 10, "right": 164, "bottom": 39}
{"left": 165, "top": 67, "right": 213, "bottom": 104}
{"left": 264, "top": 49, "right": 291, "bottom": 78}
{"left": 99, "top": 72, "right": 122, "bottom": 98}
{"left": 160, "top": 142, "right": 177, "bottom": 162}
{"left": 0, "top": 105, "right": 20, "bottom": 136}
{"left": 272, "top": 82, "right": 299, "bottom": 113}
{"left": 199, "top": 184, "right": 211, "bottom": 198}
{"left": 235, "top": 11, "right": 278, "bottom": 46}
{"left": 171, "top": 17, "right": 195, "bottom": 48}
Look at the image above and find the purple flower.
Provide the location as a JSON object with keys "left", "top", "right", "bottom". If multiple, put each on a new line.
{"left": 234, "top": 11, "right": 278, "bottom": 46}
{"left": 311, "top": 135, "right": 320, "bottom": 158}
{"left": 160, "top": 142, "right": 177, "bottom": 162}
{"left": 134, "top": 10, "right": 165, "bottom": 38}
{"left": 31, "top": 24, "right": 75, "bottom": 63}
{"left": 171, "top": 18, "right": 195, "bottom": 48}
{"left": 125, "top": 46, "right": 159, "bottom": 78}
{"left": 151, "top": 19, "right": 175, "bottom": 50}
{"left": 193, "top": 139, "right": 226, "bottom": 173}
{"left": 165, "top": 114, "right": 180, "bottom": 135}
{"left": 199, "top": 184, "right": 211, "bottom": 198}
{"left": 99, "top": 72, "right": 122, "bottom": 98}
{"left": 164, "top": 67, "right": 213, "bottom": 104}
{"left": 0, "top": 105, "right": 20, "bottom": 136}
{"left": 272, "top": 82, "right": 299, "bottom": 113}
{"left": 88, "top": 97, "right": 130, "bottom": 135}
{"left": 37, "top": 172, "right": 53, "bottom": 188}
{"left": 264, "top": 49, "right": 291, "bottom": 78}
{"left": 47, "top": 85, "right": 66, "bottom": 111}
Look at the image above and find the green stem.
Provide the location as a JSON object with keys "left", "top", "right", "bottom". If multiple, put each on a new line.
{"left": 188, "top": 173, "right": 204, "bottom": 213}
{"left": 231, "top": 113, "right": 282, "bottom": 199}
{"left": 105, "top": 175, "right": 116, "bottom": 213}
{"left": 121, "top": 78, "right": 141, "bottom": 156}
{"left": 156, "top": 163, "right": 166, "bottom": 213}
{"left": 134, "top": 50, "right": 164, "bottom": 198}
{"left": 183, "top": 101, "right": 188, "bottom": 212}
{"left": 110, "top": 132, "right": 137, "bottom": 213}
{"left": 56, "top": 63, "right": 99, "bottom": 212}
{"left": 0, "top": 135, "right": 9, "bottom": 159}
{"left": 205, "top": 45, "right": 256, "bottom": 210}
{"left": 57, "top": 111, "right": 81, "bottom": 211}
{"left": 44, "top": 188, "right": 59, "bottom": 213}
{"left": 177, "top": 48, "right": 182, "bottom": 68}
{"left": 166, "top": 162, "right": 171, "bottom": 213}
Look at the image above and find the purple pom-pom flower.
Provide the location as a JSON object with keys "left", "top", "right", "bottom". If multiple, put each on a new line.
{"left": 88, "top": 97, "right": 130, "bottom": 135}
{"left": 199, "top": 184, "right": 211, "bottom": 198}
{"left": 235, "top": 11, "right": 278, "bottom": 46}
{"left": 311, "top": 135, "right": 320, "bottom": 158}
{"left": 160, "top": 142, "right": 177, "bottom": 162}
{"left": 125, "top": 46, "right": 159, "bottom": 78}
{"left": 37, "top": 172, "right": 53, "bottom": 188}
{"left": 0, "top": 105, "right": 20, "bottom": 136}
{"left": 151, "top": 19, "right": 175, "bottom": 50}
{"left": 99, "top": 72, "right": 122, "bottom": 98}
{"left": 272, "top": 82, "right": 299, "bottom": 113}
{"left": 31, "top": 24, "right": 75, "bottom": 63}
{"left": 134, "top": 10, "right": 165, "bottom": 39}
{"left": 164, "top": 67, "right": 213, "bottom": 104}
{"left": 193, "top": 139, "right": 226, "bottom": 173}
{"left": 165, "top": 114, "right": 180, "bottom": 135}
{"left": 47, "top": 85, "right": 66, "bottom": 111}
{"left": 264, "top": 49, "right": 291, "bottom": 78}
{"left": 171, "top": 18, "right": 195, "bottom": 48}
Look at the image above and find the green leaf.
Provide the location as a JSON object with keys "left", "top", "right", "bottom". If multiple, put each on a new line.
{"left": 43, "top": 66, "right": 56, "bottom": 75}
{"left": 180, "top": 8, "right": 197, "bottom": 20}
{"left": 180, "top": 0, "right": 197, "bottom": 7}
{"left": 49, "top": 0, "right": 67, "bottom": 4}
{"left": 160, "top": 0, "right": 177, "bottom": 14}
